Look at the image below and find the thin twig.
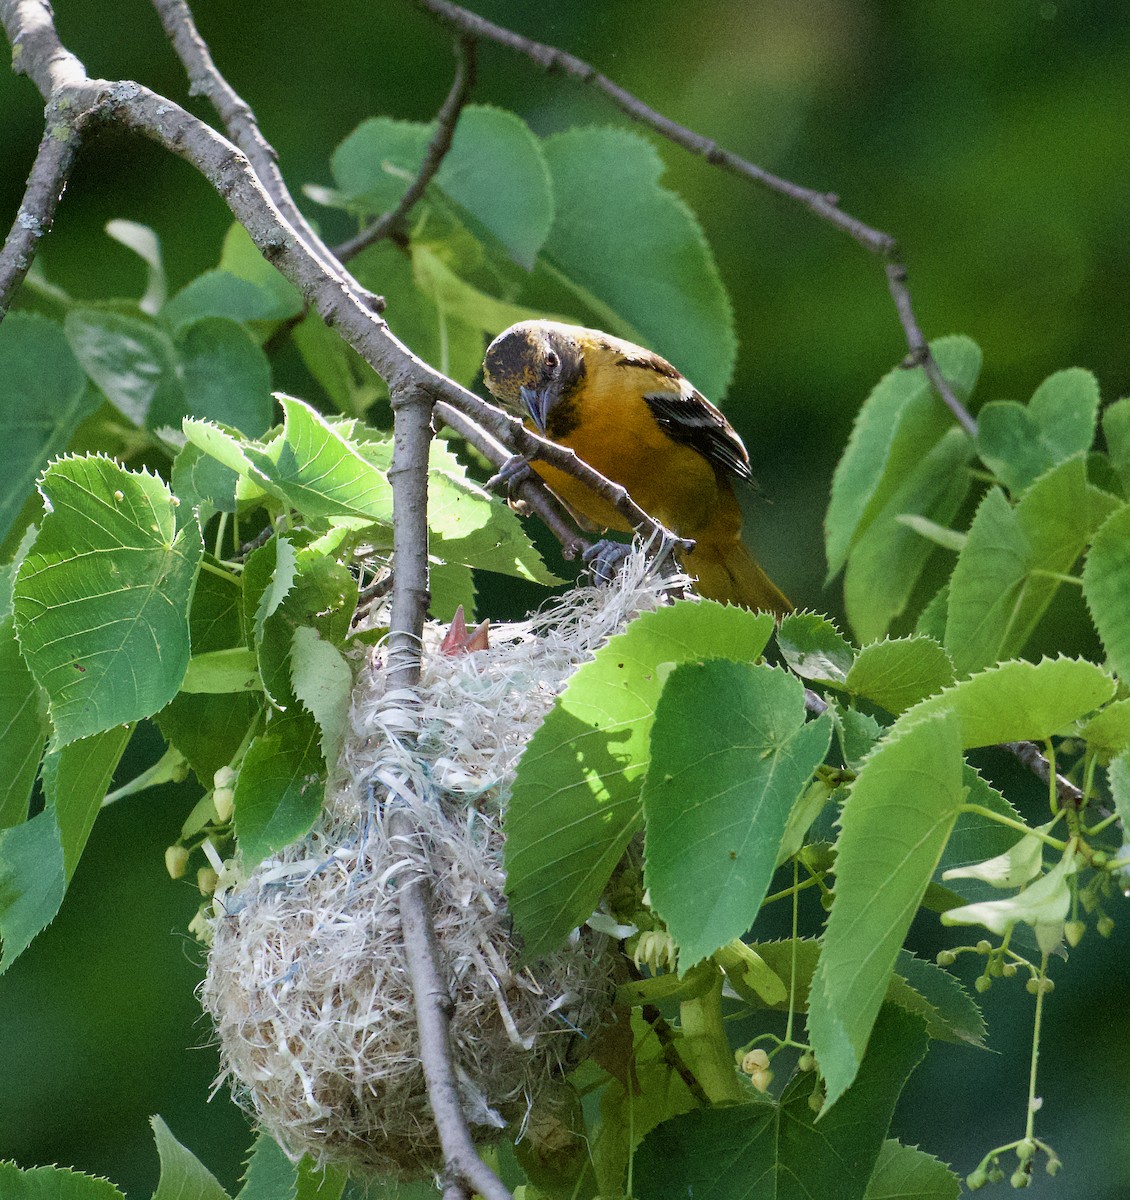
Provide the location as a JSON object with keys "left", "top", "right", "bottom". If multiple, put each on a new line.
{"left": 433, "top": 400, "right": 586, "bottom": 558}
{"left": 1002, "top": 741, "right": 1085, "bottom": 811}
{"left": 335, "top": 35, "right": 477, "bottom": 262}
{"left": 411, "top": 0, "right": 978, "bottom": 438}
{"left": 150, "top": 0, "right": 349, "bottom": 286}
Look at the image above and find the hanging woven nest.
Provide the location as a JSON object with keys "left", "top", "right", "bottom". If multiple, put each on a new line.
{"left": 202, "top": 549, "right": 679, "bottom": 1178}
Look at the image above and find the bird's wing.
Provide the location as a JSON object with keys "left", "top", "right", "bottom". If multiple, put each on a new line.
{"left": 642, "top": 385, "right": 753, "bottom": 482}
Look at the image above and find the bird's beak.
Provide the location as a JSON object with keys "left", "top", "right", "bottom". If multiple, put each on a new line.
{"left": 520, "top": 384, "right": 552, "bottom": 434}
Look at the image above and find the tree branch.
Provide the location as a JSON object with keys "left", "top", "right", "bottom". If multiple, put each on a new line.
{"left": 1002, "top": 741, "right": 1085, "bottom": 811}
{"left": 335, "top": 35, "right": 477, "bottom": 262}
{"left": 411, "top": 0, "right": 978, "bottom": 438}
{"left": 0, "top": 114, "right": 83, "bottom": 315}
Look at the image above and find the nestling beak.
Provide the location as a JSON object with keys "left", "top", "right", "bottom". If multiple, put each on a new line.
{"left": 520, "top": 384, "right": 553, "bottom": 434}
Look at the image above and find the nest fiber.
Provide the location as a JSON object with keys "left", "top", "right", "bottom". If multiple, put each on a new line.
{"left": 203, "top": 549, "right": 678, "bottom": 1177}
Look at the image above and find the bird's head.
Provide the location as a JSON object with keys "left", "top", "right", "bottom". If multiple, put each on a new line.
{"left": 482, "top": 320, "right": 587, "bottom": 434}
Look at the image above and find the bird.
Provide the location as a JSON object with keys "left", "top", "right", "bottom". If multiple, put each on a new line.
{"left": 481, "top": 320, "right": 791, "bottom": 615}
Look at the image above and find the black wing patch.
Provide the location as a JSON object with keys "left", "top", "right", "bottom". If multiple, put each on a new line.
{"left": 643, "top": 388, "right": 752, "bottom": 482}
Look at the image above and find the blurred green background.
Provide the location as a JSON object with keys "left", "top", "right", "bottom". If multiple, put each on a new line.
{"left": 2, "top": 0, "right": 1129, "bottom": 1195}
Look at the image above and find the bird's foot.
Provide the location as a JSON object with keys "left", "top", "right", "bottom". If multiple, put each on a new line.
{"left": 581, "top": 538, "right": 634, "bottom": 586}
{"left": 486, "top": 453, "right": 533, "bottom": 494}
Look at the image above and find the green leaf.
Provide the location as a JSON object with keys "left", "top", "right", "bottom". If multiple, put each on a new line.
{"left": 411, "top": 242, "right": 546, "bottom": 335}
{"left": 164, "top": 318, "right": 273, "bottom": 438}
{"left": 643, "top": 660, "right": 831, "bottom": 966}
{"left": 171, "top": 442, "right": 237, "bottom": 522}
{"left": 506, "top": 601, "right": 774, "bottom": 960}
{"left": 634, "top": 1005, "right": 929, "bottom": 1200}
{"left": 234, "top": 708, "right": 325, "bottom": 867}
{"left": 844, "top": 427, "right": 974, "bottom": 642}
{"left": 428, "top": 559, "right": 475, "bottom": 622}
{"left": 1083, "top": 501, "right": 1130, "bottom": 681}
{"left": 808, "top": 711, "right": 964, "bottom": 1106}
{"left": 65, "top": 308, "right": 181, "bottom": 426}
{"left": 427, "top": 438, "right": 560, "bottom": 583}
{"left": 776, "top": 611, "right": 855, "bottom": 684}
{"left": 1079, "top": 698, "right": 1130, "bottom": 760}
{"left": 244, "top": 540, "right": 356, "bottom": 710}
{"left": 0, "top": 615, "right": 48, "bottom": 828}
{"left": 0, "top": 805, "right": 65, "bottom": 974}
{"left": 106, "top": 219, "right": 166, "bottom": 315}
{"left": 976, "top": 368, "right": 1100, "bottom": 494}
{"left": 290, "top": 625, "right": 353, "bottom": 770}
{"left": 0, "top": 1161, "right": 125, "bottom": 1200}
{"left": 1107, "top": 751, "right": 1130, "bottom": 840}
{"left": 151, "top": 1114, "right": 232, "bottom": 1200}
{"left": 246, "top": 395, "right": 394, "bottom": 525}
{"left": 826, "top": 336, "right": 981, "bottom": 579}
{"left": 945, "top": 456, "right": 1104, "bottom": 675}
{"left": 1101, "top": 397, "right": 1130, "bottom": 495}
{"left": 163, "top": 271, "right": 295, "bottom": 334}
{"left": 889, "top": 950, "right": 986, "bottom": 1047}
{"left": 831, "top": 704, "right": 883, "bottom": 769}
{"left": 900, "top": 656, "right": 1114, "bottom": 749}
{"left": 13, "top": 456, "right": 202, "bottom": 746}
{"left": 863, "top": 1140, "right": 961, "bottom": 1200}
{"left": 42, "top": 724, "right": 132, "bottom": 879}
{"left": 236, "top": 1133, "right": 297, "bottom": 1200}
{"left": 541, "top": 127, "right": 735, "bottom": 399}
{"left": 845, "top": 636, "right": 956, "bottom": 715}
{"left": 330, "top": 106, "right": 553, "bottom": 269}
{"left": 0, "top": 313, "right": 98, "bottom": 545}
{"left": 290, "top": 308, "right": 383, "bottom": 415}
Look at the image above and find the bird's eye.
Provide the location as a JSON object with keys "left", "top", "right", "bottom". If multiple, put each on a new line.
{"left": 542, "top": 350, "right": 559, "bottom": 376}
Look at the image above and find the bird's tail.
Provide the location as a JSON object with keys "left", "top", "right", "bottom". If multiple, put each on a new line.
{"left": 680, "top": 534, "right": 792, "bottom": 616}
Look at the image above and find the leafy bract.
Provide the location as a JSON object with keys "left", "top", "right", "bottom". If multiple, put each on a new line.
{"left": 151, "top": 1115, "right": 231, "bottom": 1200}
{"left": 945, "top": 456, "right": 1112, "bottom": 675}
{"left": 542, "top": 127, "right": 736, "bottom": 399}
{"left": 845, "top": 636, "right": 956, "bottom": 715}
{"left": 807, "top": 711, "right": 965, "bottom": 1107}
{"left": 0, "top": 806, "right": 65, "bottom": 974}
{"left": 328, "top": 105, "right": 553, "bottom": 269}
{"left": 106, "top": 218, "right": 166, "bottom": 314}
{"left": 826, "top": 336, "right": 981, "bottom": 579}
{"left": 505, "top": 601, "right": 774, "bottom": 960}
{"left": 634, "top": 1005, "right": 928, "bottom": 1200}
{"left": 940, "top": 766, "right": 1024, "bottom": 873}
{"left": 643, "top": 660, "right": 831, "bottom": 966}
{"left": 1083, "top": 501, "right": 1130, "bottom": 682}
{"left": 976, "top": 368, "right": 1100, "bottom": 494}
{"left": 899, "top": 656, "right": 1114, "bottom": 749}
{"left": 0, "top": 1161, "right": 125, "bottom": 1200}
{"left": 13, "top": 456, "right": 202, "bottom": 746}
{"left": 0, "top": 313, "right": 98, "bottom": 545}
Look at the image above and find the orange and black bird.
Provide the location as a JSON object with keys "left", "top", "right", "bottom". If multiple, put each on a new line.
{"left": 482, "top": 320, "right": 791, "bottom": 615}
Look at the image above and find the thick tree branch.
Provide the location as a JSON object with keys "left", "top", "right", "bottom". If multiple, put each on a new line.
{"left": 412, "top": 0, "right": 978, "bottom": 438}
{"left": 335, "top": 35, "right": 477, "bottom": 262}
{"left": 0, "top": 115, "right": 82, "bottom": 315}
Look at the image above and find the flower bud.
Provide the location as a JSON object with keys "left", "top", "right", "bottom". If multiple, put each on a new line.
{"left": 165, "top": 844, "right": 189, "bottom": 879}
{"left": 741, "top": 1048, "right": 770, "bottom": 1075}
{"left": 214, "top": 765, "right": 237, "bottom": 790}
{"left": 1064, "top": 920, "right": 1085, "bottom": 947}
{"left": 213, "top": 786, "right": 235, "bottom": 823}
{"left": 198, "top": 866, "right": 219, "bottom": 896}
{"left": 936, "top": 949, "right": 957, "bottom": 967}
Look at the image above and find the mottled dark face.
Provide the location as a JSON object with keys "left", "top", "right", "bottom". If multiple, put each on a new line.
{"left": 482, "top": 321, "right": 586, "bottom": 434}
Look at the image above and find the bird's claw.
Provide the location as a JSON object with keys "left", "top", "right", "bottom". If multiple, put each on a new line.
{"left": 581, "top": 538, "right": 634, "bottom": 586}
{"left": 486, "top": 454, "right": 533, "bottom": 494}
